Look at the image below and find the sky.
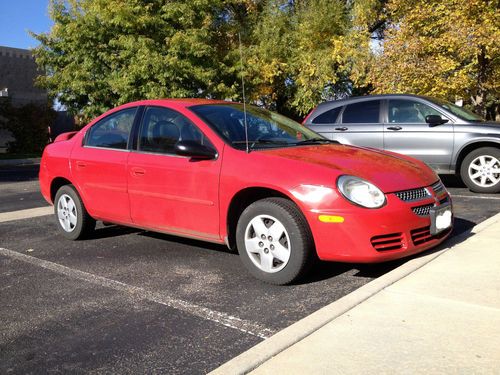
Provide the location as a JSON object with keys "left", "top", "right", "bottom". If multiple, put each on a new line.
{"left": 0, "top": 0, "right": 52, "bottom": 49}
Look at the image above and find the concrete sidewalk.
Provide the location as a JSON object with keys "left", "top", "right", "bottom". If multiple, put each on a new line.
{"left": 212, "top": 213, "right": 500, "bottom": 374}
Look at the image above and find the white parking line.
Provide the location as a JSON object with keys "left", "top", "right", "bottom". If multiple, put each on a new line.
{"left": 0, "top": 206, "right": 53, "bottom": 223}
{"left": 0, "top": 247, "right": 275, "bottom": 339}
{"left": 451, "top": 194, "right": 500, "bottom": 200}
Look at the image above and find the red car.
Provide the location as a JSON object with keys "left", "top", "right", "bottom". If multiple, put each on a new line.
{"left": 39, "top": 99, "right": 453, "bottom": 284}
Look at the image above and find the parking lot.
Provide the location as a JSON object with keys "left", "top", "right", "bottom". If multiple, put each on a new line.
{"left": 1, "top": 164, "right": 499, "bottom": 374}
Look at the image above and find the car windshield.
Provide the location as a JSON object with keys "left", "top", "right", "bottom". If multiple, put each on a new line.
{"left": 427, "top": 97, "right": 484, "bottom": 122}
{"left": 189, "top": 103, "right": 334, "bottom": 150}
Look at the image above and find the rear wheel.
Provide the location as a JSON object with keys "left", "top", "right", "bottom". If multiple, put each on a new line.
{"left": 236, "top": 198, "right": 315, "bottom": 285}
{"left": 460, "top": 147, "right": 500, "bottom": 193}
{"left": 54, "top": 185, "right": 95, "bottom": 240}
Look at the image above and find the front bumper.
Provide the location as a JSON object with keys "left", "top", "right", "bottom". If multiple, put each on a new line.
{"left": 307, "top": 186, "right": 453, "bottom": 263}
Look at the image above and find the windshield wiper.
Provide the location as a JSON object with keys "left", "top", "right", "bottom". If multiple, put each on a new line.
{"left": 294, "top": 138, "right": 339, "bottom": 145}
{"left": 232, "top": 139, "right": 291, "bottom": 148}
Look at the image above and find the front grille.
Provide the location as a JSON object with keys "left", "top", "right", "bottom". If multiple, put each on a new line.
{"left": 395, "top": 187, "right": 430, "bottom": 202}
{"left": 371, "top": 232, "right": 404, "bottom": 251}
{"left": 412, "top": 203, "right": 434, "bottom": 216}
{"left": 411, "top": 226, "right": 451, "bottom": 246}
{"left": 431, "top": 181, "right": 445, "bottom": 195}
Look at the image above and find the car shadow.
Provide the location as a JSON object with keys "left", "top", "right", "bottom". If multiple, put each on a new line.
{"left": 439, "top": 174, "right": 466, "bottom": 188}
{"left": 87, "top": 225, "right": 144, "bottom": 240}
{"left": 137, "top": 230, "right": 235, "bottom": 255}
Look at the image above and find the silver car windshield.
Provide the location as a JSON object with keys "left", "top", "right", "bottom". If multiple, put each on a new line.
{"left": 190, "top": 104, "right": 335, "bottom": 150}
{"left": 428, "top": 97, "right": 484, "bottom": 122}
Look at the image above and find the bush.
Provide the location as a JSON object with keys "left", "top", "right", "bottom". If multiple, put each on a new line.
{"left": 0, "top": 98, "right": 56, "bottom": 154}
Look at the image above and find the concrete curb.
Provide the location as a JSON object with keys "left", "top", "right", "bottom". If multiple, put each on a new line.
{"left": 210, "top": 212, "right": 500, "bottom": 375}
{"left": 0, "top": 157, "right": 41, "bottom": 167}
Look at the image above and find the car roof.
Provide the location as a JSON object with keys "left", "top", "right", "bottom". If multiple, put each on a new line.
{"left": 117, "top": 98, "right": 233, "bottom": 110}
{"left": 313, "top": 94, "right": 435, "bottom": 110}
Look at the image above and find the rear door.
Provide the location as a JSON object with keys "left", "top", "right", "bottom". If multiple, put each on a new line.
{"left": 334, "top": 100, "right": 383, "bottom": 149}
{"left": 71, "top": 107, "right": 137, "bottom": 223}
{"left": 127, "top": 106, "right": 222, "bottom": 242}
{"left": 383, "top": 99, "right": 454, "bottom": 172}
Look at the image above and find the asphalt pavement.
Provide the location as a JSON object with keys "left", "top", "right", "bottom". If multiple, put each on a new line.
{"left": 0, "top": 163, "right": 499, "bottom": 373}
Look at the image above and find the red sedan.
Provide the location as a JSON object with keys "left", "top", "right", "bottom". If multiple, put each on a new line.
{"left": 39, "top": 99, "right": 453, "bottom": 284}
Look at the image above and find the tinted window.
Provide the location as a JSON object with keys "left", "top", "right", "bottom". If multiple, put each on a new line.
{"left": 312, "top": 107, "right": 342, "bottom": 124}
{"left": 342, "top": 101, "right": 380, "bottom": 123}
{"left": 86, "top": 108, "right": 136, "bottom": 149}
{"left": 139, "top": 107, "right": 211, "bottom": 154}
{"left": 388, "top": 100, "right": 443, "bottom": 123}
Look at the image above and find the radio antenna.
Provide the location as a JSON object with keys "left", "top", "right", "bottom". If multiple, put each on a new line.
{"left": 238, "top": 32, "right": 250, "bottom": 153}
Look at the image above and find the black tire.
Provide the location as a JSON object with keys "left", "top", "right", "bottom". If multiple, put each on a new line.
{"left": 236, "top": 197, "right": 315, "bottom": 285}
{"left": 54, "top": 185, "right": 96, "bottom": 240}
{"left": 460, "top": 147, "right": 500, "bottom": 193}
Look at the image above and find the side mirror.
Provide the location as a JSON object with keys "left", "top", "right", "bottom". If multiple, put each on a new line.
{"left": 425, "top": 115, "right": 449, "bottom": 127}
{"left": 175, "top": 140, "right": 217, "bottom": 160}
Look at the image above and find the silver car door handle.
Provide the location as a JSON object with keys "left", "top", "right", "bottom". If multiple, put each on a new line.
{"left": 387, "top": 126, "right": 402, "bottom": 131}
{"left": 335, "top": 127, "right": 348, "bottom": 131}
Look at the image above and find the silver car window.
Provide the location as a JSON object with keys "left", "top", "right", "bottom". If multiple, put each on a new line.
{"left": 342, "top": 101, "right": 380, "bottom": 123}
{"left": 388, "top": 100, "right": 443, "bottom": 123}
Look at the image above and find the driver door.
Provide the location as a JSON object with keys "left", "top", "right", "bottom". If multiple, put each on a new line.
{"left": 127, "top": 106, "right": 222, "bottom": 241}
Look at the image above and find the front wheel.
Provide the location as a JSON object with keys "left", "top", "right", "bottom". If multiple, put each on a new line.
{"left": 54, "top": 185, "right": 96, "bottom": 240}
{"left": 236, "top": 198, "right": 315, "bottom": 285}
{"left": 460, "top": 147, "right": 500, "bottom": 193}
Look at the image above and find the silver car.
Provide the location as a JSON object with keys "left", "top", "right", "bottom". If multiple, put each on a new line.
{"left": 304, "top": 94, "right": 500, "bottom": 193}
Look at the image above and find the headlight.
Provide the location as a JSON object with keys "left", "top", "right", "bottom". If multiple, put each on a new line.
{"left": 337, "top": 175, "right": 386, "bottom": 208}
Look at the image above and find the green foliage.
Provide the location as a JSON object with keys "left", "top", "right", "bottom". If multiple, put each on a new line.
{"left": 369, "top": 0, "right": 500, "bottom": 119}
{"left": 32, "top": 0, "right": 499, "bottom": 120}
{"left": 0, "top": 99, "right": 56, "bottom": 153}
{"left": 33, "top": 0, "right": 253, "bottom": 120}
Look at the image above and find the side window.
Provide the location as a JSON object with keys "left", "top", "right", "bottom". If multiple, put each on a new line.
{"left": 85, "top": 108, "right": 136, "bottom": 150}
{"left": 311, "top": 107, "right": 342, "bottom": 124}
{"left": 388, "top": 100, "right": 443, "bottom": 123}
{"left": 342, "top": 101, "right": 380, "bottom": 123}
{"left": 139, "top": 107, "right": 212, "bottom": 154}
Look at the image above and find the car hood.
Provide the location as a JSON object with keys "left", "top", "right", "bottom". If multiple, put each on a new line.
{"left": 261, "top": 144, "right": 438, "bottom": 192}
{"left": 466, "top": 122, "right": 500, "bottom": 132}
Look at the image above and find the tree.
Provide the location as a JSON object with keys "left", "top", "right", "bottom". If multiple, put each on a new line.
{"left": 246, "top": 0, "right": 350, "bottom": 117}
{"left": 369, "top": 0, "right": 500, "bottom": 119}
{"left": 33, "top": 0, "right": 254, "bottom": 120}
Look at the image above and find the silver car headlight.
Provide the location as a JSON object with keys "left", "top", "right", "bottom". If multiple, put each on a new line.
{"left": 337, "top": 175, "right": 386, "bottom": 208}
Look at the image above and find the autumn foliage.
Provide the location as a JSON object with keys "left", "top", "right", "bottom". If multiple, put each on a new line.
{"left": 32, "top": 0, "right": 500, "bottom": 120}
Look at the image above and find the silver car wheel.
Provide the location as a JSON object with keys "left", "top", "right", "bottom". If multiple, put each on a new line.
{"left": 468, "top": 155, "right": 500, "bottom": 188}
{"left": 57, "top": 193, "right": 78, "bottom": 232}
{"left": 244, "top": 214, "right": 291, "bottom": 274}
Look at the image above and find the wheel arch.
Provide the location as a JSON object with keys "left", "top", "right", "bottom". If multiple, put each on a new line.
{"left": 50, "top": 177, "right": 73, "bottom": 203}
{"left": 455, "top": 141, "right": 500, "bottom": 174}
{"left": 225, "top": 187, "right": 311, "bottom": 251}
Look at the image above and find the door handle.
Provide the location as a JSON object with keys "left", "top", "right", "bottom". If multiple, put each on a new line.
{"left": 387, "top": 126, "right": 402, "bottom": 131}
{"left": 75, "top": 161, "right": 87, "bottom": 168}
{"left": 131, "top": 167, "right": 145, "bottom": 176}
{"left": 335, "top": 127, "right": 348, "bottom": 131}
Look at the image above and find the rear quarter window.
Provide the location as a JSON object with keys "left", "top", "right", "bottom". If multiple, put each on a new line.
{"left": 311, "top": 107, "right": 342, "bottom": 124}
